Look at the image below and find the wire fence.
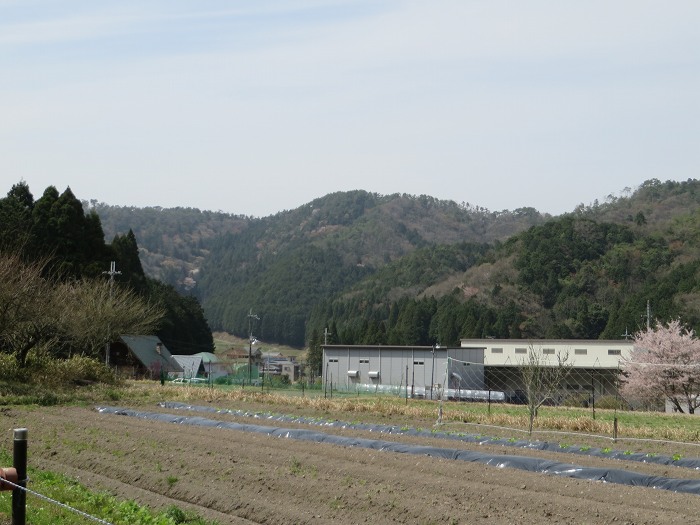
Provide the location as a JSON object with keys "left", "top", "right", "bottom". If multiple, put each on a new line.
{"left": 317, "top": 356, "right": 700, "bottom": 447}
{"left": 1, "top": 476, "right": 114, "bottom": 525}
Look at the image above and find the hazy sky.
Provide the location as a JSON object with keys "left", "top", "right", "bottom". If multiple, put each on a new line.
{"left": 2, "top": 1, "right": 699, "bottom": 217}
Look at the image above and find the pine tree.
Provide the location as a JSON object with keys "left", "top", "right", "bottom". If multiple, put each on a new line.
{"left": 307, "top": 328, "right": 322, "bottom": 379}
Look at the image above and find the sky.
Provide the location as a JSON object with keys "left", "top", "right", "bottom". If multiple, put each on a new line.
{"left": 2, "top": 1, "right": 699, "bottom": 217}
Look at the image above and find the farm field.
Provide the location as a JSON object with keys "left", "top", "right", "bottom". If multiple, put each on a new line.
{"left": 2, "top": 388, "right": 700, "bottom": 524}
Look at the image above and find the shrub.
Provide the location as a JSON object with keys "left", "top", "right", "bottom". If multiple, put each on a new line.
{"left": 4, "top": 351, "right": 118, "bottom": 387}
{"left": 214, "top": 375, "right": 232, "bottom": 385}
{"left": 562, "top": 393, "right": 591, "bottom": 408}
{"left": 594, "top": 395, "right": 628, "bottom": 410}
{"left": 0, "top": 354, "right": 23, "bottom": 381}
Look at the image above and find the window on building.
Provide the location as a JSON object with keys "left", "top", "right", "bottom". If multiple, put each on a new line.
{"left": 543, "top": 348, "right": 555, "bottom": 355}
{"left": 413, "top": 360, "right": 424, "bottom": 365}
{"left": 328, "top": 358, "right": 338, "bottom": 363}
{"left": 359, "top": 359, "right": 369, "bottom": 364}
{"left": 515, "top": 348, "right": 527, "bottom": 354}
{"left": 608, "top": 349, "right": 622, "bottom": 356}
{"left": 574, "top": 349, "right": 587, "bottom": 355}
{"left": 491, "top": 348, "right": 503, "bottom": 354}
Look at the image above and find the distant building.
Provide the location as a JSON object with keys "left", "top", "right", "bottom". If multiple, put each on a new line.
{"left": 322, "top": 345, "right": 482, "bottom": 399}
{"left": 110, "top": 335, "right": 183, "bottom": 379}
{"left": 171, "top": 355, "right": 204, "bottom": 379}
{"left": 461, "top": 338, "right": 633, "bottom": 399}
{"left": 322, "top": 339, "right": 633, "bottom": 401}
{"left": 261, "top": 352, "right": 300, "bottom": 382}
{"left": 193, "top": 352, "right": 230, "bottom": 380}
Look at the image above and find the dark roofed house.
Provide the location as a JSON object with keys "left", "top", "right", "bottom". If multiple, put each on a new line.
{"left": 109, "top": 335, "right": 183, "bottom": 379}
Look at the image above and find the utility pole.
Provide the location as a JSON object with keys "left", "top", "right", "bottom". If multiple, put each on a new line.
{"left": 642, "top": 300, "right": 652, "bottom": 331}
{"left": 102, "top": 261, "right": 121, "bottom": 366}
{"left": 247, "top": 309, "right": 260, "bottom": 383}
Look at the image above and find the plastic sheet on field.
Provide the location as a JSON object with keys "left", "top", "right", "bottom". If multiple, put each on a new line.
{"left": 97, "top": 405, "right": 700, "bottom": 496}
{"left": 157, "top": 401, "right": 700, "bottom": 471}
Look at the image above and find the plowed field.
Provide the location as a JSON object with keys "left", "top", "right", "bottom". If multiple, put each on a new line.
{"left": 3, "top": 401, "right": 700, "bottom": 524}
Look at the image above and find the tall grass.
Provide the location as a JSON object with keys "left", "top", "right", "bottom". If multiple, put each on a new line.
{"left": 134, "top": 381, "right": 700, "bottom": 443}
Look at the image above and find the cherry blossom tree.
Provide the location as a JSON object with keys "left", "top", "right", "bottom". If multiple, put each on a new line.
{"left": 622, "top": 319, "right": 700, "bottom": 414}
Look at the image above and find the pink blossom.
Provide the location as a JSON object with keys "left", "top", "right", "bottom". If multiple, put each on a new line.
{"left": 622, "top": 319, "right": 700, "bottom": 413}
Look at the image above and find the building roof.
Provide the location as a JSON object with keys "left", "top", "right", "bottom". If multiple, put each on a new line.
{"left": 119, "top": 334, "right": 183, "bottom": 373}
{"left": 193, "top": 351, "right": 220, "bottom": 364}
{"left": 460, "top": 338, "right": 633, "bottom": 346}
{"left": 322, "top": 345, "right": 451, "bottom": 351}
{"left": 261, "top": 352, "right": 285, "bottom": 359}
{"left": 172, "top": 355, "right": 203, "bottom": 377}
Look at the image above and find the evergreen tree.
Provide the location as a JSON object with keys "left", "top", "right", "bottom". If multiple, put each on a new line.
{"left": 112, "top": 230, "right": 148, "bottom": 294}
{"left": 147, "top": 279, "right": 214, "bottom": 354}
{"left": 306, "top": 328, "right": 322, "bottom": 379}
{"left": 0, "top": 182, "right": 34, "bottom": 252}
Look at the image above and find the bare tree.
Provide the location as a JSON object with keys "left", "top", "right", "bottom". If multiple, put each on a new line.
{"left": 55, "top": 278, "right": 165, "bottom": 359}
{"left": 520, "top": 346, "right": 572, "bottom": 434}
{"left": 0, "top": 253, "right": 57, "bottom": 367}
{"left": 0, "top": 252, "right": 164, "bottom": 366}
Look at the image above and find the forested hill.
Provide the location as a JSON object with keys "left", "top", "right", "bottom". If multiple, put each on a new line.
{"left": 308, "top": 179, "right": 700, "bottom": 351}
{"left": 93, "top": 192, "right": 548, "bottom": 288}
{"left": 94, "top": 203, "right": 249, "bottom": 287}
{"left": 93, "top": 179, "right": 700, "bottom": 349}
{"left": 93, "top": 191, "right": 549, "bottom": 345}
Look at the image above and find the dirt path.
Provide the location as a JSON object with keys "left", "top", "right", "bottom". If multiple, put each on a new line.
{"left": 3, "top": 403, "right": 700, "bottom": 525}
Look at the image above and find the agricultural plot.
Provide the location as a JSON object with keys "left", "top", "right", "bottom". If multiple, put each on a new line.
{"left": 2, "top": 400, "right": 700, "bottom": 524}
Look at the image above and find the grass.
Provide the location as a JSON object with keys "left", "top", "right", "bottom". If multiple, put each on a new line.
{"left": 5, "top": 378, "right": 700, "bottom": 445}
{"left": 0, "top": 450, "right": 215, "bottom": 525}
{"left": 288, "top": 456, "right": 317, "bottom": 478}
{"left": 212, "top": 332, "right": 303, "bottom": 359}
{"left": 98, "top": 380, "right": 700, "bottom": 444}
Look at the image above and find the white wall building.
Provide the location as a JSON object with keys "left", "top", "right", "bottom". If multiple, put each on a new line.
{"left": 461, "top": 338, "right": 633, "bottom": 398}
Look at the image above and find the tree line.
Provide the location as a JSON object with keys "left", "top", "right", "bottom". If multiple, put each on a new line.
{"left": 0, "top": 181, "right": 213, "bottom": 370}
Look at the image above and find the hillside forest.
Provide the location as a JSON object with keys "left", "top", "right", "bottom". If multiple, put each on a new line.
{"left": 84, "top": 179, "right": 700, "bottom": 372}
{"left": 3, "top": 178, "right": 700, "bottom": 374}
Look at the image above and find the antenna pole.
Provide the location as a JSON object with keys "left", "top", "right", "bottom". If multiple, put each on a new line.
{"left": 102, "top": 261, "right": 121, "bottom": 366}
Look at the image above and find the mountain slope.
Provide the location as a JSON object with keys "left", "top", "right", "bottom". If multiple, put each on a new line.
{"left": 197, "top": 191, "right": 548, "bottom": 345}
{"left": 92, "top": 180, "right": 700, "bottom": 349}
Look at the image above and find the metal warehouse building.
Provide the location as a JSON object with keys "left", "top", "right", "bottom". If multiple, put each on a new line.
{"left": 322, "top": 339, "right": 633, "bottom": 401}
{"left": 321, "top": 344, "right": 483, "bottom": 400}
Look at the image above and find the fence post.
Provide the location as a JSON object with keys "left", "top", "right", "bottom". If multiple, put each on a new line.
{"left": 12, "top": 428, "right": 27, "bottom": 525}
{"left": 613, "top": 417, "right": 618, "bottom": 443}
{"left": 405, "top": 365, "right": 408, "bottom": 405}
{"left": 591, "top": 377, "right": 596, "bottom": 420}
